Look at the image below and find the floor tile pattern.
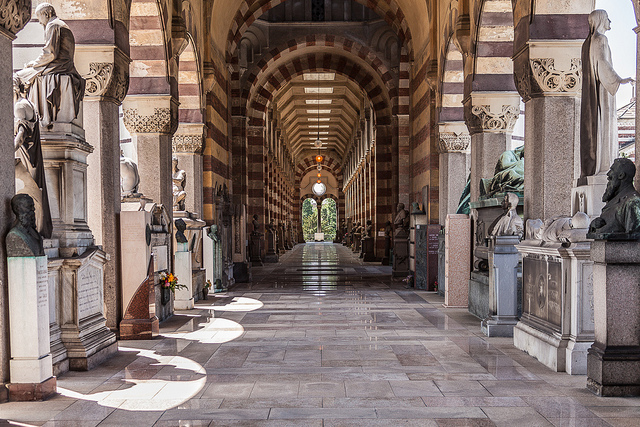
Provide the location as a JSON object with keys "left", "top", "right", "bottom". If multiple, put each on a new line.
{"left": 1, "top": 243, "right": 639, "bottom": 426}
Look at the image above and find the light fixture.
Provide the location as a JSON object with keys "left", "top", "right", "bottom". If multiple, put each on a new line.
{"left": 317, "top": 173, "right": 321, "bottom": 177}
{"left": 316, "top": 155, "right": 323, "bottom": 163}
{"left": 317, "top": 179, "right": 322, "bottom": 184}
{"left": 317, "top": 164, "right": 322, "bottom": 171}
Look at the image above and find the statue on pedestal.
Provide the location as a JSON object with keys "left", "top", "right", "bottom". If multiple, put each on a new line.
{"left": 172, "top": 156, "right": 187, "bottom": 211}
{"left": 6, "top": 194, "right": 44, "bottom": 257}
{"left": 480, "top": 147, "right": 524, "bottom": 199}
{"left": 488, "top": 192, "right": 523, "bottom": 239}
{"left": 251, "top": 214, "right": 262, "bottom": 236}
{"left": 13, "top": 79, "right": 52, "bottom": 238}
{"left": 580, "top": 10, "right": 635, "bottom": 178}
{"left": 120, "top": 149, "right": 141, "bottom": 198}
{"left": 13, "top": 3, "right": 85, "bottom": 128}
{"left": 588, "top": 158, "right": 640, "bottom": 237}
{"left": 394, "top": 203, "right": 410, "bottom": 237}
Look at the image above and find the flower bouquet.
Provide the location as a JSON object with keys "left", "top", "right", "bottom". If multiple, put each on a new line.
{"left": 160, "top": 272, "right": 186, "bottom": 293}
{"left": 203, "top": 279, "right": 212, "bottom": 299}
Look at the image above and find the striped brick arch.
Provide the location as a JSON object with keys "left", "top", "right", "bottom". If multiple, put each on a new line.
{"left": 245, "top": 52, "right": 393, "bottom": 124}
{"left": 439, "top": 39, "right": 464, "bottom": 123}
{"left": 469, "top": 0, "right": 516, "bottom": 93}
{"left": 226, "top": 0, "right": 413, "bottom": 61}
{"left": 295, "top": 156, "right": 343, "bottom": 183}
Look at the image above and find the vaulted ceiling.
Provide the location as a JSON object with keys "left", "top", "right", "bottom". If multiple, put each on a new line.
{"left": 271, "top": 73, "right": 366, "bottom": 164}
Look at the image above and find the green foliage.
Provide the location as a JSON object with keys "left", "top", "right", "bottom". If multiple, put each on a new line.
{"left": 302, "top": 198, "right": 318, "bottom": 241}
{"left": 321, "top": 198, "right": 337, "bottom": 239}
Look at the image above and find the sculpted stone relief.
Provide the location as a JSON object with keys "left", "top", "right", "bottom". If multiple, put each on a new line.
{"left": 471, "top": 105, "right": 520, "bottom": 132}
{"left": 0, "top": 0, "right": 31, "bottom": 36}
{"left": 172, "top": 135, "right": 203, "bottom": 154}
{"left": 438, "top": 132, "right": 470, "bottom": 153}
{"left": 123, "top": 108, "right": 173, "bottom": 134}
{"left": 530, "top": 58, "right": 582, "bottom": 94}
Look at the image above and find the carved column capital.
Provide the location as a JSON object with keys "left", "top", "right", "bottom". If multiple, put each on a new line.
{"left": 466, "top": 104, "right": 520, "bottom": 134}
{"left": 513, "top": 42, "right": 583, "bottom": 101}
{"left": 0, "top": 0, "right": 31, "bottom": 39}
{"left": 172, "top": 134, "right": 204, "bottom": 154}
{"left": 122, "top": 96, "right": 179, "bottom": 134}
{"left": 79, "top": 47, "right": 130, "bottom": 104}
{"left": 438, "top": 132, "right": 471, "bottom": 153}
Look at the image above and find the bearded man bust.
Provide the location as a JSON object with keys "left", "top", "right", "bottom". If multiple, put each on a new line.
{"left": 588, "top": 158, "right": 640, "bottom": 237}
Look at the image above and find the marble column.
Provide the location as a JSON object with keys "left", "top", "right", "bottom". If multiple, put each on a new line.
{"left": 437, "top": 122, "right": 471, "bottom": 222}
{"left": 513, "top": 42, "right": 583, "bottom": 221}
{"left": 122, "top": 95, "right": 178, "bottom": 211}
{"left": 172, "top": 123, "right": 205, "bottom": 216}
{"left": 464, "top": 93, "right": 520, "bottom": 204}
{"left": 0, "top": 0, "right": 31, "bottom": 398}
{"left": 78, "top": 48, "right": 129, "bottom": 331}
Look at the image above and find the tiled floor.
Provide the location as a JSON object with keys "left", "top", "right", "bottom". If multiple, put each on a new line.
{"left": 2, "top": 242, "right": 640, "bottom": 426}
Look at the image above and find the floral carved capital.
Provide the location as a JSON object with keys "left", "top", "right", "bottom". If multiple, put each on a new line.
{"left": 471, "top": 105, "right": 520, "bottom": 132}
{"left": 83, "top": 61, "right": 129, "bottom": 103}
{"left": 123, "top": 108, "right": 173, "bottom": 134}
{"left": 438, "top": 132, "right": 471, "bottom": 153}
{"left": 172, "top": 134, "right": 203, "bottom": 154}
{"left": 0, "top": 0, "right": 31, "bottom": 38}
{"left": 530, "top": 58, "right": 581, "bottom": 94}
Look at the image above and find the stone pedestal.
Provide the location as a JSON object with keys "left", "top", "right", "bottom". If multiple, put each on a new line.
{"left": 571, "top": 174, "right": 607, "bottom": 217}
{"left": 382, "top": 236, "right": 391, "bottom": 265}
{"left": 264, "top": 231, "right": 278, "bottom": 263}
{"left": 55, "top": 248, "right": 116, "bottom": 371}
{"left": 41, "top": 124, "right": 95, "bottom": 256}
{"left": 119, "top": 208, "right": 158, "bottom": 340}
{"left": 444, "top": 214, "right": 471, "bottom": 307}
{"left": 481, "top": 236, "right": 520, "bottom": 337}
{"left": 514, "top": 241, "right": 594, "bottom": 374}
{"left": 204, "top": 226, "right": 224, "bottom": 286}
{"left": 437, "top": 233, "right": 445, "bottom": 297}
{"left": 7, "top": 256, "right": 55, "bottom": 398}
{"left": 392, "top": 232, "right": 410, "bottom": 278}
{"left": 353, "top": 233, "right": 361, "bottom": 252}
{"left": 249, "top": 234, "right": 264, "bottom": 266}
{"left": 587, "top": 239, "right": 640, "bottom": 396}
{"left": 174, "top": 242, "right": 194, "bottom": 310}
{"left": 362, "top": 237, "right": 375, "bottom": 262}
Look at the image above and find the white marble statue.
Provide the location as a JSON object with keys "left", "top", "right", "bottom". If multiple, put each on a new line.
{"left": 14, "top": 79, "right": 52, "bottom": 238}
{"left": 13, "top": 3, "right": 85, "bottom": 128}
{"left": 526, "top": 212, "right": 590, "bottom": 243}
{"left": 488, "top": 192, "right": 523, "bottom": 238}
{"left": 172, "top": 156, "right": 187, "bottom": 211}
{"left": 580, "top": 9, "right": 635, "bottom": 178}
{"left": 120, "top": 149, "right": 141, "bottom": 197}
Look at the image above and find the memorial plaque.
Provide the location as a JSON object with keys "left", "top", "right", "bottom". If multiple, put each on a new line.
{"left": 77, "top": 264, "right": 103, "bottom": 319}
{"left": 37, "top": 261, "right": 49, "bottom": 310}
{"left": 414, "top": 226, "right": 427, "bottom": 290}
{"left": 523, "top": 256, "right": 562, "bottom": 330}
{"left": 153, "top": 245, "right": 168, "bottom": 272}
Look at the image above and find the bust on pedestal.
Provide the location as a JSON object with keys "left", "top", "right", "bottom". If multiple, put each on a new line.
{"left": 264, "top": 219, "right": 278, "bottom": 263}
{"left": 586, "top": 159, "right": 640, "bottom": 396}
{"left": 392, "top": 203, "right": 410, "bottom": 278}
{"left": 361, "top": 220, "right": 375, "bottom": 262}
{"left": 173, "top": 219, "right": 194, "bottom": 310}
{"left": 5, "top": 194, "right": 56, "bottom": 401}
{"left": 249, "top": 214, "right": 264, "bottom": 266}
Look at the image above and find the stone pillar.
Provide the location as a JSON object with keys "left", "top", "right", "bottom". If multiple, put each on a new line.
{"left": 0, "top": 1, "right": 31, "bottom": 398}
{"left": 587, "top": 239, "right": 640, "bottom": 396}
{"left": 513, "top": 42, "right": 583, "bottom": 220}
{"left": 481, "top": 235, "right": 520, "bottom": 337}
{"left": 172, "top": 123, "right": 205, "bottom": 216}
{"left": 77, "top": 49, "right": 129, "bottom": 331}
{"left": 122, "top": 95, "right": 178, "bottom": 210}
{"left": 633, "top": 1, "right": 640, "bottom": 190}
{"left": 173, "top": 242, "right": 193, "bottom": 310}
{"left": 464, "top": 93, "right": 520, "bottom": 203}
{"left": 438, "top": 122, "right": 471, "bottom": 222}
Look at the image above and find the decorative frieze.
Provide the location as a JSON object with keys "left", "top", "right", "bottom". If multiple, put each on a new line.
{"left": 438, "top": 132, "right": 471, "bottom": 153}
{"left": 84, "top": 63, "right": 113, "bottom": 97}
{"left": 471, "top": 105, "right": 520, "bottom": 132}
{"left": 172, "top": 134, "right": 204, "bottom": 154}
{"left": 530, "top": 58, "right": 581, "bottom": 94}
{"left": 0, "top": 0, "right": 31, "bottom": 38}
{"left": 123, "top": 108, "right": 173, "bottom": 134}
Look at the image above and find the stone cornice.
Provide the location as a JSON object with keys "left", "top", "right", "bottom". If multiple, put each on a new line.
{"left": 0, "top": 0, "right": 31, "bottom": 39}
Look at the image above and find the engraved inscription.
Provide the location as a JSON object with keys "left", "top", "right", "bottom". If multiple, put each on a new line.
{"left": 37, "top": 264, "right": 49, "bottom": 309}
{"left": 78, "top": 265, "right": 103, "bottom": 319}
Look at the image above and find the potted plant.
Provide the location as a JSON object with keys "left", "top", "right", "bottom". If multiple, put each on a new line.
{"left": 203, "top": 279, "right": 212, "bottom": 299}
{"left": 160, "top": 271, "right": 186, "bottom": 305}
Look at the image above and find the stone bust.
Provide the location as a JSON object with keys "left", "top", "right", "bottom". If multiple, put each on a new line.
{"left": 394, "top": 203, "right": 410, "bottom": 235}
{"left": 488, "top": 192, "right": 523, "bottom": 238}
{"left": 364, "top": 219, "right": 373, "bottom": 238}
{"left": 588, "top": 158, "right": 640, "bottom": 237}
{"left": 172, "top": 156, "right": 187, "bottom": 211}
{"left": 120, "top": 149, "right": 141, "bottom": 197}
{"left": 175, "top": 218, "right": 188, "bottom": 243}
{"left": 251, "top": 214, "right": 262, "bottom": 236}
{"left": 6, "top": 194, "right": 44, "bottom": 257}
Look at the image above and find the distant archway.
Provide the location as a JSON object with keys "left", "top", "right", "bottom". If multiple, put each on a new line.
{"left": 301, "top": 198, "right": 318, "bottom": 241}
{"left": 321, "top": 198, "right": 337, "bottom": 240}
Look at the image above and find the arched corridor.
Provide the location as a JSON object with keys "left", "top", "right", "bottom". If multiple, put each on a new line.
{"left": 2, "top": 243, "right": 640, "bottom": 424}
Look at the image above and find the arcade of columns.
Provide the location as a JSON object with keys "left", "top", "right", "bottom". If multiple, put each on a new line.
{"left": 2, "top": 0, "right": 640, "bottom": 400}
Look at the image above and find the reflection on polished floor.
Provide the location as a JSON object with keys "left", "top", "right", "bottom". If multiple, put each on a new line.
{"left": 1, "top": 243, "right": 640, "bottom": 426}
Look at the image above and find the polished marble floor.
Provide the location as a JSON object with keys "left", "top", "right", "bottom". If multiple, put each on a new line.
{"left": 1, "top": 242, "right": 640, "bottom": 426}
